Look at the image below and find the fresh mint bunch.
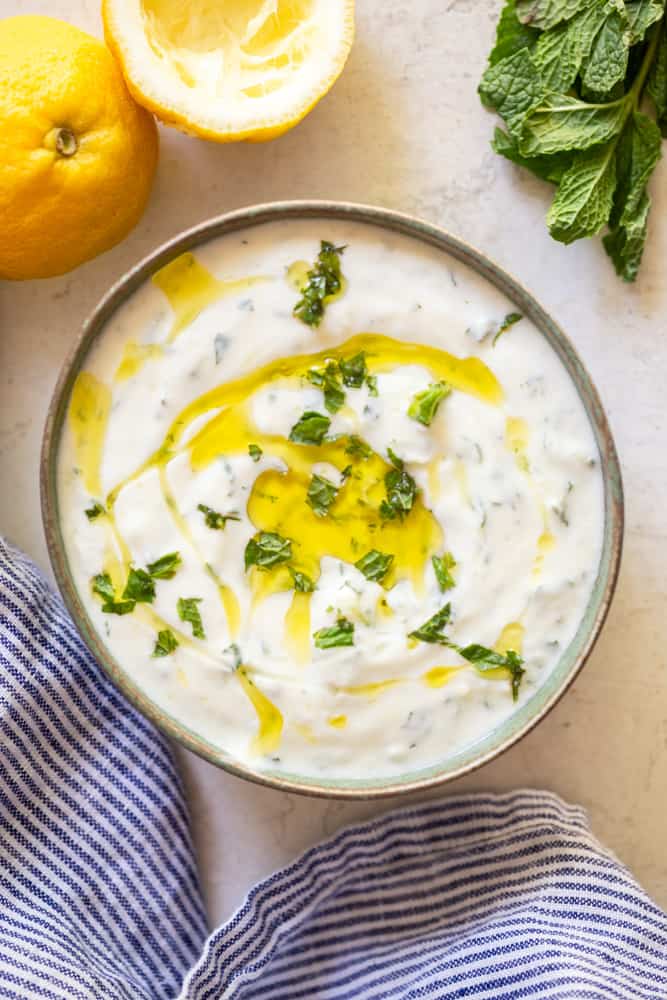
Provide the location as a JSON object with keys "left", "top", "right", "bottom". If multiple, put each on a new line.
{"left": 480, "top": 0, "right": 667, "bottom": 280}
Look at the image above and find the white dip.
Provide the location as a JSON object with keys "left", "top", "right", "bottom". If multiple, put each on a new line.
{"left": 57, "top": 219, "right": 604, "bottom": 780}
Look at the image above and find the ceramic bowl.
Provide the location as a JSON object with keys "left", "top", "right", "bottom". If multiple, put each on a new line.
{"left": 41, "top": 201, "right": 624, "bottom": 798}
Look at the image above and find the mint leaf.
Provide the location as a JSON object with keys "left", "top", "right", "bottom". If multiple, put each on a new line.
{"left": 289, "top": 410, "right": 330, "bottom": 445}
{"left": 492, "top": 127, "right": 571, "bottom": 182}
{"left": 122, "top": 568, "right": 155, "bottom": 604}
{"left": 515, "top": 0, "right": 592, "bottom": 32}
{"left": 306, "top": 474, "right": 338, "bottom": 517}
{"left": 479, "top": 48, "right": 545, "bottom": 137}
{"left": 338, "top": 351, "right": 367, "bottom": 387}
{"left": 581, "top": 11, "right": 629, "bottom": 95}
{"left": 92, "top": 572, "right": 115, "bottom": 603}
{"left": 313, "top": 617, "right": 355, "bottom": 649}
{"left": 244, "top": 531, "right": 292, "bottom": 570}
{"left": 532, "top": 4, "right": 608, "bottom": 93}
{"left": 366, "top": 374, "right": 379, "bottom": 397}
{"left": 248, "top": 443, "right": 263, "bottom": 462}
{"left": 493, "top": 311, "right": 523, "bottom": 346}
{"left": 547, "top": 142, "right": 617, "bottom": 243}
{"left": 289, "top": 567, "right": 315, "bottom": 592}
{"left": 604, "top": 190, "right": 650, "bottom": 279}
{"left": 197, "top": 503, "right": 241, "bottom": 531}
{"left": 520, "top": 93, "right": 627, "bottom": 156}
{"left": 647, "top": 26, "right": 667, "bottom": 130}
{"left": 432, "top": 552, "right": 457, "bottom": 592}
{"left": 408, "top": 603, "right": 452, "bottom": 644}
{"left": 177, "top": 597, "right": 205, "bottom": 639}
{"left": 345, "top": 434, "right": 372, "bottom": 459}
{"left": 489, "top": 0, "right": 539, "bottom": 65}
{"left": 611, "top": 110, "right": 662, "bottom": 227}
{"left": 85, "top": 502, "right": 105, "bottom": 521}
{"left": 293, "top": 241, "right": 345, "bottom": 327}
{"left": 407, "top": 381, "right": 451, "bottom": 426}
{"left": 381, "top": 450, "right": 417, "bottom": 521}
{"left": 456, "top": 645, "right": 526, "bottom": 701}
{"left": 307, "top": 362, "right": 345, "bottom": 414}
{"left": 153, "top": 629, "right": 178, "bottom": 657}
{"left": 146, "top": 552, "right": 182, "bottom": 579}
{"left": 354, "top": 549, "right": 394, "bottom": 583}
{"left": 626, "top": 1, "right": 663, "bottom": 45}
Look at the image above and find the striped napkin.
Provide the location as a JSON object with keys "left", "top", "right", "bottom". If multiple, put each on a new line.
{"left": 1, "top": 537, "right": 665, "bottom": 1000}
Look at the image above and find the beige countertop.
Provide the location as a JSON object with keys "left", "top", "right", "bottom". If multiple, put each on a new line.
{"left": 1, "top": 0, "right": 665, "bottom": 927}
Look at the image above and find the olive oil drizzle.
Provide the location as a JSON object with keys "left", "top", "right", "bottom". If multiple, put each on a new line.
{"left": 71, "top": 327, "right": 517, "bottom": 755}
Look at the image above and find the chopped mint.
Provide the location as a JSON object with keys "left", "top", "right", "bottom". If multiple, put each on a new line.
{"left": 293, "top": 241, "right": 345, "bottom": 327}
{"left": 432, "top": 552, "right": 457, "bottom": 592}
{"left": 408, "top": 381, "right": 451, "bottom": 426}
{"left": 197, "top": 504, "right": 241, "bottom": 531}
{"left": 313, "top": 616, "right": 355, "bottom": 649}
{"left": 248, "top": 443, "right": 263, "bottom": 462}
{"left": 307, "top": 474, "right": 338, "bottom": 517}
{"left": 177, "top": 597, "right": 205, "bottom": 639}
{"left": 153, "top": 629, "right": 179, "bottom": 657}
{"left": 146, "top": 552, "right": 182, "bottom": 579}
{"left": 122, "top": 568, "right": 155, "bottom": 604}
{"left": 355, "top": 549, "right": 394, "bottom": 583}
{"left": 85, "top": 502, "right": 105, "bottom": 521}
{"left": 289, "top": 567, "right": 316, "bottom": 593}
{"left": 289, "top": 411, "right": 331, "bottom": 445}
{"left": 244, "top": 531, "right": 293, "bottom": 571}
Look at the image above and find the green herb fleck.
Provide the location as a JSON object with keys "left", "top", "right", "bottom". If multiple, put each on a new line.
{"left": 293, "top": 241, "right": 345, "bottom": 327}
{"left": 248, "top": 443, "right": 263, "bottom": 462}
{"left": 408, "top": 381, "right": 452, "bottom": 426}
{"left": 307, "top": 362, "right": 345, "bottom": 413}
{"left": 222, "top": 643, "right": 242, "bottom": 669}
{"left": 85, "top": 502, "right": 105, "bottom": 521}
{"left": 92, "top": 572, "right": 135, "bottom": 616}
{"left": 345, "top": 434, "right": 372, "bottom": 459}
{"left": 197, "top": 504, "right": 241, "bottom": 531}
{"left": 366, "top": 374, "right": 379, "bottom": 397}
{"left": 244, "top": 531, "right": 293, "bottom": 571}
{"left": 456, "top": 644, "right": 526, "bottom": 701}
{"left": 306, "top": 474, "right": 338, "bottom": 517}
{"left": 381, "top": 449, "right": 417, "bottom": 520}
{"left": 408, "top": 602, "right": 452, "bottom": 643}
{"left": 289, "top": 410, "right": 331, "bottom": 445}
{"left": 338, "top": 351, "right": 367, "bottom": 387}
{"left": 313, "top": 616, "right": 355, "bottom": 649}
{"left": 153, "top": 629, "right": 179, "bottom": 657}
{"left": 177, "top": 597, "right": 205, "bottom": 639}
{"left": 432, "top": 552, "right": 457, "bottom": 592}
{"left": 354, "top": 549, "right": 394, "bottom": 583}
{"left": 493, "top": 312, "right": 523, "bottom": 346}
{"left": 146, "top": 552, "right": 182, "bottom": 579}
{"left": 289, "top": 567, "right": 316, "bottom": 592}
{"left": 122, "top": 568, "right": 156, "bottom": 604}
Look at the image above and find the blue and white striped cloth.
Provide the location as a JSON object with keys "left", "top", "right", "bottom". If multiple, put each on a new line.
{"left": 1, "top": 537, "right": 665, "bottom": 999}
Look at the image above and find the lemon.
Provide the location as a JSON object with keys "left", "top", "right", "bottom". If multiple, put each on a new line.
{"left": 102, "top": 0, "right": 354, "bottom": 143}
{"left": 0, "top": 16, "right": 158, "bottom": 281}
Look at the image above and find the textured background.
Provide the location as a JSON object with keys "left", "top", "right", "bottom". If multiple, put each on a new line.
{"left": 1, "top": 0, "right": 665, "bottom": 925}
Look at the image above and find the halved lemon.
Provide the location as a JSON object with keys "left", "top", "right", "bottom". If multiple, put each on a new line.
{"left": 102, "top": 0, "right": 355, "bottom": 143}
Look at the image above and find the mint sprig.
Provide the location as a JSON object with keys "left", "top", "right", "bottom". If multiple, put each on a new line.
{"left": 480, "top": 1, "right": 666, "bottom": 280}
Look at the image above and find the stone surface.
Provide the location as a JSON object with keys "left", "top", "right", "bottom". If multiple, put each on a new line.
{"left": 1, "top": 0, "right": 665, "bottom": 928}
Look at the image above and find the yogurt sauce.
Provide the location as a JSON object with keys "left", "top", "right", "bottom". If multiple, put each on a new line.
{"left": 57, "top": 220, "right": 604, "bottom": 780}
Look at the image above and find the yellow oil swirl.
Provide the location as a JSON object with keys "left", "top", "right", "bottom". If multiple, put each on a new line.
{"left": 115, "top": 341, "right": 163, "bottom": 382}
{"left": 505, "top": 416, "right": 530, "bottom": 473}
{"left": 328, "top": 715, "right": 348, "bottom": 728}
{"left": 152, "top": 252, "right": 265, "bottom": 343}
{"left": 423, "top": 666, "right": 460, "bottom": 688}
{"left": 69, "top": 372, "right": 112, "bottom": 496}
{"left": 236, "top": 668, "right": 283, "bottom": 756}
{"left": 72, "top": 329, "right": 503, "bottom": 756}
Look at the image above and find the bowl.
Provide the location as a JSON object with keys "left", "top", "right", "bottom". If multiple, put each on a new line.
{"left": 41, "top": 201, "right": 624, "bottom": 798}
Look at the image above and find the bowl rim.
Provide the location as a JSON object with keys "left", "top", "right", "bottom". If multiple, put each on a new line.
{"left": 40, "top": 199, "right": 624, "bottom": 800}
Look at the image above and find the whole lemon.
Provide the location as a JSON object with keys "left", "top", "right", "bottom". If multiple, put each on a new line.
{"left": 0, "top": 16, "right": 158, "bottom": 280}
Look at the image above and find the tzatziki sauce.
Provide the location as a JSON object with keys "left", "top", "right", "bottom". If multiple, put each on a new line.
{"left": 57, "top": 220, "right": 605, "bottom": 780}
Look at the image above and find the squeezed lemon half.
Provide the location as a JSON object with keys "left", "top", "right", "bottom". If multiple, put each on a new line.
{"left": 102, "top": 0, "right": 355, "bottom": 142}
